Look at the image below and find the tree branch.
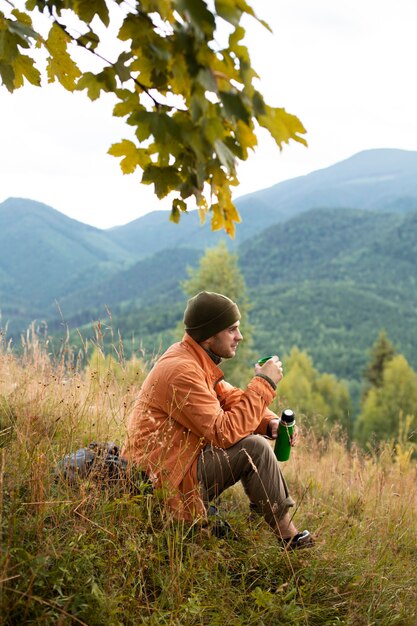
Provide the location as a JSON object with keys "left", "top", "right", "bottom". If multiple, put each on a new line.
{"left": 53, "top": 15, "right": 163, "bottom": 109}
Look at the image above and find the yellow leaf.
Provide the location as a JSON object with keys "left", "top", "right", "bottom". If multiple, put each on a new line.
{"left": 236, "top": 120, "right": 257, "bottom": 158}
{"left": 224, "top": 217, "right": 236, "bottom": 238}
{"left": 169, "top": 205, "right": 181, "bottom": 223}
{"left": 197, "top": 196, "right": 208, "bottom": 224}
{"left": 210, "top": 204, "right": 225, "bottom": 231}
{"left": 108, "top": 139, "right": 143, "bottom": 174}
{"left": 259, "top": 105, "right": 307, "bottom": 148}
{"left": 45, "top": 23, "right": 81, "bottom": 91}
{"left": 13, "top": 53, "right": 40, "bottom": 88}
{"left": 225, "top": 202, "right": 241, "bottom": 224}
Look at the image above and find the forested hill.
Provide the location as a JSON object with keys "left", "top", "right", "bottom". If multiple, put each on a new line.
{"left": 238, "top": 208, "right": 417, "bottom": 380}
{"left": 0, "top": 197, "right": 132, "bottom": 330}
{"left": 2, "top": 148, "right": 417, "bottom": 382}
{"left": 45, "top": 207, "right": 417, "bottom": 383}
{"left": 239, "top": 208, "right": 416, "bottom": 287}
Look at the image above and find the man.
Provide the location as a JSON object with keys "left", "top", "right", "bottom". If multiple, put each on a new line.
{"left": 121, "top": 291, "right": 312, "bottom": 548}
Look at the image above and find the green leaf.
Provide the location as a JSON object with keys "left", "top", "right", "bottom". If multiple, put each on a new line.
{"left": 140, "top": 0, "right": 175, "bottom": 22}
{"left": 252, "top": 91, "right": 266, "bottom": 116}
{"left": 214, "top": 139, "right": 236, "bottom": 169}
{"left": 73, "top": 0, "right": 110, "bottom": 27}
{"left": 113, "top": 89, "right": 137, "bottom": 119}
{"left": 9, "top": 10, "right": 38, "bottom": 41}
{"left": 173, "top": 198, "right": 187, "bottom": 212}
{"left": 215, "top": 0, "right": 243, "bottom": 26}
{"left": 0, "top": 60, "right": 15, "bottom": 92}
{"left": 77, "top": 67, "right": 118, "bottom": 100}
{"left": 114, "top": 51, "right": 132, "bottom": 83}
{"left": 197, "top": 68, "right": 217, "bottom": 93}
{"left": 141, "top": 165, "right": 182, "bottom": 198}
{"left": 76, "top": 72, "right": 101, "bottom": 100}
{"left": 174, "top": 0, "right": 215, "bottom": 37}
{"left": 76, "top": 30, "right": 100, "bottom": 51}
{"left": 228, "top": 25, "right": 247, "bottom": 54}
{"left": 118, "top": 12, "right": 154, "bottom": 45}
{"left": 201, "top": 114, "right": 226, "bottom": 145}
{"left": 0, "top": 25, "right": 19, "bottom": 61}
{"left": 216, "top": 0, "right": 272, "bottom": 32}
{"left": 219, "top": 90, "right": 250, "bottom": 124}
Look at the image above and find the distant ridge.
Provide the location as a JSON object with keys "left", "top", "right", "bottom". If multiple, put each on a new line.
{"left": 235, "top": 148, "right": 417, "bottom": 220}
{"left": 0, "top": 197, "right": 132, "bottom": 329}
{"left": 106, "top": 148, "right": 417, "bottom": 256}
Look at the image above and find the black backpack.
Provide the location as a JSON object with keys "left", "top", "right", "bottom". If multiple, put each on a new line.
{"left": 54, "top": 441, "right": 151, "bottom": 492}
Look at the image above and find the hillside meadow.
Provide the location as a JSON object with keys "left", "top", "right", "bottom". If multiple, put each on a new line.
{"left": 1, "top": 334, "right": 417, "bottom": 625}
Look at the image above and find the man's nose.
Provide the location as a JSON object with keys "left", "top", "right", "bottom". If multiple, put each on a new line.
{"left": 236, "top": 330, "right": 243, "bottom": 341}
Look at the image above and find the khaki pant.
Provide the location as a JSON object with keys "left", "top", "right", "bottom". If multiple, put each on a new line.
{"left": 197, "top": 434, "right": 295, "bottom": 529}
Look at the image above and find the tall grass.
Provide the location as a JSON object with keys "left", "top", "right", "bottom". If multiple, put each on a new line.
{"left": 1, "top": 331, "right": 416, "bottom": 625}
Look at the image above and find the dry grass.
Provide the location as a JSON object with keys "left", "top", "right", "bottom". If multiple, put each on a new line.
{"left": 1, "top": 335, "right": 417, "bottom": 625}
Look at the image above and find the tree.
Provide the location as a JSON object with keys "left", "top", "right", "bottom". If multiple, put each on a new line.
{"left": 355, "top": 354, "right": 417, "bottom": 446}
{"left": 0, "top": 0, "right": 306, "bottom": 236}
{"left": 180, "top": 240, "right": 255, "bottom": 386}
{"left": 276, "top": 347, "right": 351, "bottom": 436}
{"left": 362, "top": 330, "right": 396, "bottom": 396}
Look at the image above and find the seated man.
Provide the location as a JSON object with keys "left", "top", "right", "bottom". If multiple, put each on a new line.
{"left": 121, "top": 291, "right": 312, "bottom": 548}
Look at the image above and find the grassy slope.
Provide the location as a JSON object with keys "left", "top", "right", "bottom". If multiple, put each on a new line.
{"left": 1, "top": 345, "right": 416, "bottom": 625}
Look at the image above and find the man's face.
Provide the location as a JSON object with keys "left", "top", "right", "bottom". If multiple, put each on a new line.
{"left": 205, "top": 321, "right": 243, "bottom": 359}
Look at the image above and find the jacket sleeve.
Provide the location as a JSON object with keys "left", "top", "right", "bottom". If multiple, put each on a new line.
{"left": 256, "top": 408, "right": 279, "bottom": 436}
{"left": 166, "top": 367, "right": 276, "bottom": 448}
{"left": 215, "top": 379, "right": 277, "bottom": 437}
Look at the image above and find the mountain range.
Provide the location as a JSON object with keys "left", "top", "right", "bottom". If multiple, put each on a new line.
{"left": 1, "top": 148, "right": 417, "bottom": 381}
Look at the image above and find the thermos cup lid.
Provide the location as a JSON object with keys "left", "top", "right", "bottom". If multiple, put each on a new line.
{"left": 281, "top": 409, "right": 295, "bottom": 424}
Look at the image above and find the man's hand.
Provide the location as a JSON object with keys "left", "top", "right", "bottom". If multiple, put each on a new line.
{"left": 268, "top": 418, "right": 299, "bottom": 446}
{"left": 254, "top": 355, "right": 283, "bottom": 385}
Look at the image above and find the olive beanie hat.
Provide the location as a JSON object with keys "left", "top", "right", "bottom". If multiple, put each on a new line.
{"left": 183, "top": 291, "right": 241, "bottom": 342}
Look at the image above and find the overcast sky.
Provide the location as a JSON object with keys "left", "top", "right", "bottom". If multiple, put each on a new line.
{"left": 1, "top": 0, "right": 417, "bottom": 229}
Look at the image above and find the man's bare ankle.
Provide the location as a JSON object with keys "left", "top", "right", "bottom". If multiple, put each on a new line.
{"left": 277, "top": 520, "right": 298, "bottom": 540}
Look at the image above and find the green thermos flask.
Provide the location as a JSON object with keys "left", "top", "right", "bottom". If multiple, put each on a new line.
{"left": 274, "top": 409, "right": 296, "bottom": 461}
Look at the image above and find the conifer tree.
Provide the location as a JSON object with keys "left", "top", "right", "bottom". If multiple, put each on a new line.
{"left": 363, "top": 330, "right": 396, "bottom": 394}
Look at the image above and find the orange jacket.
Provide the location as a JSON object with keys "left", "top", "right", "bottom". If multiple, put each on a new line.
{"left": 121, "top": 333, "right": 277, "bottom": 521}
